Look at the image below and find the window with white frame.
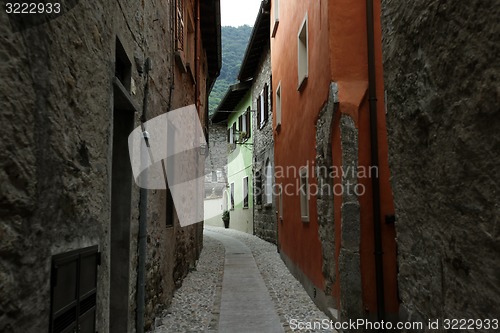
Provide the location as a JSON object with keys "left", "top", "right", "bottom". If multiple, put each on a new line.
{"left": 185, "top": 11, "right": 195, "bottom": 69}
{"left": 276, "top": 82, "right": 282, "bottom": 128}
{"left": 245, "top": 107, "right": 251, "bottom": 138}
{"left": 255, "top": 169, "right": 262, "bottom": 208}
{"left": 175, "top": 0, "right": 184, "bottom": 52}
{"left": 256, "top": 84, "right": 269, "bottom": 129}
{"left": 237, "top": 115, "right": 243, "bottom": 142}
{"left": 243, "top": 176, "right": 249, "bottom": 208}
{"left": 265, "top": 160, "right": 273, "bottom": 204}
{"left": 230, "top": 182, "right": 235, "bottom": 210}
{"left": 222, "top": 190, "right": 228, "bottom": 211}
{"left": 278, "top": 184, "right": 283, "bottom": 222}
{"left": 272, "top": 0, "right": 280, "bottom": 37}
{"left": 297, "top": 14, "right": 308, "bottom": 90}
{"left": 299, "top": 167, "right": 309, "bottom": 221}
{"left": 241, "top": 113, "right": 247, "bottom": 133}
{"left": 239, "top": 110, "right": 250, "bottom": 141}
{"left": 227, "top": 122, "right": 236, "bottom": 144}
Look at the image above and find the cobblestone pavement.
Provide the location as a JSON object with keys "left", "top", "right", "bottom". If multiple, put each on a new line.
{"left": 151, "top": 226, "right": 336, "bottom": 333}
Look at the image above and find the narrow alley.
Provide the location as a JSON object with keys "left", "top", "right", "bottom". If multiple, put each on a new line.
{"left": 1, "top": 0, "right": 499, "bottom": 332}
{"left": 151, "top": 227, "right": 334, "bottom": 333}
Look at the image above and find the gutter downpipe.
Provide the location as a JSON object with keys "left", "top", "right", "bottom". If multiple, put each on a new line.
{"left": 366, "top": 0, "right": 386, "bottom": 325}
{"left": 136, "top": 57, "right": 152, "bottom": 333}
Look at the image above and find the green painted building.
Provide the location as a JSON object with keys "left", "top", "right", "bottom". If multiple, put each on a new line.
{"left": 211, "top": 82, "right": 254, "bottom": 234}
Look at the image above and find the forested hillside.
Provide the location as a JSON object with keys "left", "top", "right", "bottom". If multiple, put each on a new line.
{"left": 209, "top": 25, "right": 252, "bottom": 114}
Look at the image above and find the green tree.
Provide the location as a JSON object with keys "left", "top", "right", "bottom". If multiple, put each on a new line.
{"left": 209, "top": 25, "right": 253, "bottom": 114}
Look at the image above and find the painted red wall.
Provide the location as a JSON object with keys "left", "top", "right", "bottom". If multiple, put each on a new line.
{"left": 272, "top": 0, "right": 331, "bottom": 290}
{"left": 329, "top": 0, "right": 399, "bottom": 316}
{"left": 272, "top": 0, "right": 398, "bottom": 317}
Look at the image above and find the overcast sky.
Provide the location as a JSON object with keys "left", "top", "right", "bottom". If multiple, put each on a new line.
{"left": 220, "top": 0, "right": 262, "bottom": 27}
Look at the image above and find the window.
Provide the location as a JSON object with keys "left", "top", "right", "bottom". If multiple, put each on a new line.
{"left": 222, "top": 190, "right": 228, "bottom": 211}
{"left": 255, "top": 169, "right": 262, "bottom": 208}
{"left": 263, "top": 84, "right": 269, "bottom": 125}
{"left": 238, "top": 111, "right": 250, "bottom": 141}
{"left": 243, "top": 177, "right": 249, "bottom": 208}
{"left": 299, "top": 167, "right": 309, "bottom": 221}
{"left": 166, "top": 123, "right": 176, "bottom": 227}
{"left": 228, "top": 123, "right": 235, "bottom": 144}
{"left": 50, "top": 246, "right": 100, "bottom": 333}
{"left": 175, "top": 0, "right": 184, "bottom": 52}
{"left": 276, "top": 82, "right": 282, "bottom": 128}
{"left": 265, "top": 160, "right": 273, "bottom": 204}
{"left": 257, "top": 84, "right": 269, "bottom": 129}
{"left": 230, "top": 182, "right": 235, "bottom": 210}
{"left": 257, "top": 95, "right": 261, "bottom": 127}
{"left": 185, "top": 11, "right": 195, "bottom": 69}
{"left": 298, "top": 14, "right": 308, "bottom": 90}
{"left": 278, "top": 184, "right": 283, "bottom": 222}
{"left": 245, "top": 107, "right": 251, "bottom": 138}
{"left": 272, "top": 0, "right": 279, "bottom": 37}
{"left": 241, "top": 114, "right": 247, "bottom": 134}
{"left": 212, "top": 171, "right": 217, "bottom": 182}
{"left": 260, "top": 92, "right": 265, "bottom": 127}
{"left": 115, "top": 37, "right": 132, "bottom": 91}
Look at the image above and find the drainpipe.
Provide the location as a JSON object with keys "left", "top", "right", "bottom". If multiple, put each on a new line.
{"left": 195, "top": 0, "right": 200, "bottom": 111}
{"left": 136, "top": 57, "right": 152, "bottom": 333}
{"left": 366, "top": 0, "right": 385, "bottom": 324}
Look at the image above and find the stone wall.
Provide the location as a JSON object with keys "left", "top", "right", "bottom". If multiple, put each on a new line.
{"left": 338, "top": 114, "right": 362, "bottom": 323}
{"left": 204, "top": 122, "right": 228, "bottom": 227}
{"left": 382, "top": 0, "right": 500, "bottom": 327}
{"left": 205, "top": 121, "right": 228, "bottom": 197}
{"left": 315, "top": 83, "right": 338, "bottom": 300}
{"left": 252, "top": 52, "right": 277, "bottom": 244}
{"left": 207, "top": 122, "right": 229, "bottom": 181}
{"left": 0, "top": 1, "right": 207, "bottom": 332}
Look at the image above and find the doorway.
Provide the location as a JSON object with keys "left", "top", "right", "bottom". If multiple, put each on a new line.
{"left": 109, "top": 104, "right": 134, "bottom": 332}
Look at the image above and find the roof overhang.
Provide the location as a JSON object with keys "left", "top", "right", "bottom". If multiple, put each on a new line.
{"left": 201, "top": 0, "right": 222, "bottom": 93}
{"left": 211, "top": 80, "right": 253, "bottom": 123}
{"left": 237, "top": 0, "right": 270, "bottom": 81}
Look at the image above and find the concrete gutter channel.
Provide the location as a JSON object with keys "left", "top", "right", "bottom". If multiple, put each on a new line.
{"left": 205, "top": 229, "right": 285, "bottom": 333}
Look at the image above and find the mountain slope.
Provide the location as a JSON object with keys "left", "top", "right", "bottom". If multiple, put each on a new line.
{"left": 209, "top": 25, "right": 253, "bottom": 114}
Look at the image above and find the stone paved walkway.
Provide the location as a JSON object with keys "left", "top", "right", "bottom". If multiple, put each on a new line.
{"left": 150, "top": 226, "right": 335, "bottom": 333}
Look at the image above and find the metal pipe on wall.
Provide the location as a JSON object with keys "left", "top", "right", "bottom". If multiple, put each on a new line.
{"left": 366, "top": 0, "right": 386, "bottom": 324}
{"left": 136, "top": 57, "right": 152, "bottom": 333}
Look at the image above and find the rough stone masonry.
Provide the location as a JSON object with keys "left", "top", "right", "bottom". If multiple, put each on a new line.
{"left": 0, "top": 1, "right": 207, "bottom": 332}
{"left": 382, "top": 0, "right": 500, "bottom": 329}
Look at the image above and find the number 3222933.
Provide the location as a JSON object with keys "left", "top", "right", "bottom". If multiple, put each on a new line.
{"left": 5, "top": 2, "right": 61, "bottom": 14}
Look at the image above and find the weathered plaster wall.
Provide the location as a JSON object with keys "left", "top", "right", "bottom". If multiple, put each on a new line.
{"left": 227, "top": 92, "right": 253, "bottom": 234}
{"left": 207, "top": 122, "right": 229, "bottom": 185}
{"left": 272, "top": 0, "right": 398, "bottom": 322}
{"left": 272, "top": 0, "right": 330, "bottom": 295}
{"left": 0, "top": 1, "right": 207, "bottom": 331}
{"left": 328, "top": 0, "right": 399, "bottom": 320}
{"left": 1, "top": 2, "right": 123, "bottom": 331}
{"left": 382, "top": 0, "right": 500, "bottom": 327}
{"left": 204, "top": 122, "right": 228, "bottom": 227}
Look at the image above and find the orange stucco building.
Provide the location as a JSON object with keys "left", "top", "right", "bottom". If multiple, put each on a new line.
{"left": 271, "top": 0, "right": 398, "bottom": 322}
